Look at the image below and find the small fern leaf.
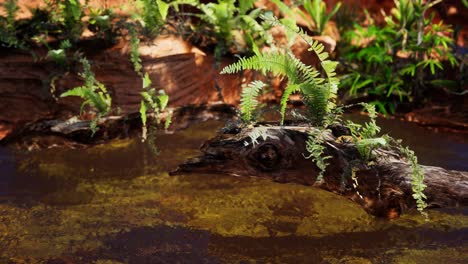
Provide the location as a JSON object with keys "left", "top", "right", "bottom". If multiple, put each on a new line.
{"left": 322, "top": 60, "right": 339, "bottom": 86}
{"left": 60, "top": 86, "right": 88, "bottom": 98}
{"left": 139, "top": 100, "right": 147, "bottom": 127}
{"left": 240, "top": 81, "right": 266, "bottom": 122}
{"left": 280, "top": 84, "right": 300, "bottom": 124}
{"left": 301, "top": 83, "right": 329, "bottom": 125}
{"left": 157, "top": 93, "right": 169, "bottom": 110}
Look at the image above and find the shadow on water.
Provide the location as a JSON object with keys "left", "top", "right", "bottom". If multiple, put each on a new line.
{"left": 71, "top": 225, "right": 467, "bottom": 263}
{"left": 0, "top": 119, "right": 467, "bottom": 263}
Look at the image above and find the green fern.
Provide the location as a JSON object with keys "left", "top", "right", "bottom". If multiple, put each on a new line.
{"left": 60, "top": 58, "right": 112, "bottom": 135}
{"left": 355, "top": 137, "right": 387, "bottom": 161}
{"left": 0, "top": 0, "right": 23, "bottom": 48}
{"left": 221, "top": 16, "right": 338, "bottom": 126}
{"left": 185, "top": 0, "right": 270, "bottom": 58}
{"left": 126, "top": 19, "right": 171, "bottom": 141}
{"left": 3, "top": 0, "right": 18, "bottom": 29}
{"left": 301, "top": 83, "right": 331, "bottom": 124}
{"left": 400, "top": 145, "right": 428, "bottom": 217}
{"left": 280, "top": 84, "right": 301, "bottom": 123}
{"left": 134, "top": 0, "right": 169, "bottom": 38}
{"left": 139, "top": 72, "right": 170, "bottom": 142}
{"left": 240, "top": 81, "right": 266, "bottom": 122}
{"left": 346, "top": 103, "right": 386, "bottom": 161}
{"left": 305, "top": 129, "right": 331, "bottom": 181}
{"left": 61, "top": 58, "right": 111, "bottom": 114}
{"left": 246, "top": 126, "right": 279, "bottom": 147}
{"left": 300, "top": 0, "right": 342, "bottom": 35}
{"left": 221, "top": 50, "right": 322, "bottom": 85}
{"left": 129, "top": 26, "right": 142, "bottom": 75}
{"left": 43, "top": 0, "right": 83, "bottom": 41}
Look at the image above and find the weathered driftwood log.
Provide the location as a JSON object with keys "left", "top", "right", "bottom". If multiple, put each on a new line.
{"left": 172, "top": 125, "right": 468, "bottom": 217}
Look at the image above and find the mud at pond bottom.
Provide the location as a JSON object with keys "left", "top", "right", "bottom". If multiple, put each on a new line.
{"left": 0, "top": 121, "right": 467, "bottom": 263}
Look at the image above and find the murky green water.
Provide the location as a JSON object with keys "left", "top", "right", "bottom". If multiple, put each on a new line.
{"left": 0, "top": 120, "right": 467, "bottom": 263}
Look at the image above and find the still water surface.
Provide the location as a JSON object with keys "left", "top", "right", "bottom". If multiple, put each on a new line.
{"left": 0, "top": 119, "right": 467, "bottom": 263}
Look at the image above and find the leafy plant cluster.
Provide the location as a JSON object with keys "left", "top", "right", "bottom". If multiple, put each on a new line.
{"left": 197, "top": 0, "right": 266, "bottom": 57}
{"left": 0, "top": 0, "right": 176, "bottom": 138}
{"left": 341, "top": 0, "right": 459, "bottom": 114}
{"left": 271, "top": 0, "right": 341, "bottom": 36}
{"left": 60, "top": 57, "right": 112, "bottom": 135}
{"left": 0, "top": 0, "right": 117, "bottom": 50}
{"left": 305, "top": 129, "right": 330, "bottom": 182}
{"left": 346, "top": 103, "right": 388, "bottom": 161}
{"left": 0, "top": 0, "right": 21, "bottom": 48}
{"left": 400, "top": 145, "right": 428, "bottom": 215}
{"left": 222, "top": 15, "right": 427, "bottom": 215}
{"left": 139, "top": 73, "right": 170, "bottom": 141}
{"left": 222, "top": 14, "right": 339, "bottom": 126}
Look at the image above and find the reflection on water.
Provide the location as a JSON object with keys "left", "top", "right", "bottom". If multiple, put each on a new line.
{"left": 345, "top": 114, "right": 468, "bottom": 171}
{"left": 0, "top": 119, "right": 467, "bottom": 263}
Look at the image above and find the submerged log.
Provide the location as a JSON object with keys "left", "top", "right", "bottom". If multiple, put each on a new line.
{"left": 172, "top": 125, "right": 468, "bottom": 217}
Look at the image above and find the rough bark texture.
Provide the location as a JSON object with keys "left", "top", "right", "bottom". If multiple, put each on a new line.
{"left": 172, "top": 125, "right": 468, "bottom": 217}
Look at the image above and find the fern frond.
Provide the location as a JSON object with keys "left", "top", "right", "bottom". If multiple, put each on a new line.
{"left": 355, "top": 137, "right": 387, "bottom": 160}
{"left": 301, "top": 83, "right": 329, "bottom": 124}
{"left": 239, "top": 0, "right": 256, "bottom": 15}
{"left": 60, "top": 86, "right": 88, "bottom": 98}
{"left": 400, "top": 146, "right": 427, "bottom": 217}
{"left": 246, "top": 126, "right": 279, "bottom": 146}
{"left": 305, "top": 129, "right": 331, "bottom": 181}
{"left": 280, "top": 84, "right": 300, "bottom": 124}
{"left": 222, "top": 15, "right": 340, "bottom": 126}
{"left": 60, "top": 58, "right": 111, "bottom": 116}
{"left": 240, "top": 81, "right": 266, "bottom": 122}
{"left": 221, "top": 51, "right": 320, "bottom": 85}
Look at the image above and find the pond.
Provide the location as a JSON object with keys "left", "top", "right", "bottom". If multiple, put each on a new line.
{"left": 0, "top": 119, "right": 467, "bottom": 263}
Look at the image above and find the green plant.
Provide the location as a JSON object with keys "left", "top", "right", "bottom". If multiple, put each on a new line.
{"left": 221, "top": 14, "right": 338, "bottom": 126}
{"left": 246, "top": 126, "right": 279, "bottom": 147}
{"left": 0, "top": 0, "right": 22, "bottom": 48}
{"left": 62, "top": 0, "right": 83, "bottom": 38}
{"left": 125, "top": 19, "right": 171, "bottom": 141}
{"left": 60, "top": 57, "right": 112, "bottom": 135}
{"left": 192, "top": 0, "right": 271, "bottom": 58}
{"left": 223, "top": 16, "right": 426, "bottom": 213}
{"left": 87, "top": 6, "right": 115, "bottom": 41}
{"left": 239, "top": 81, "right": 266, "bottom": 123}
{"left": 47, "top": 39, "right": 72, "bottom": 65}
{"left": 45, "top": 0, "right": 84, "bottom": 41}
{"left": 298, "top": 0, "right": 342, "bottom": 35}
{"left": 269, "top": 0, "right": 341, "bottom": 36}
{"left": 400, "top": 145, "right": 428, "bottom": 216}
{"left": 341, "top": 0, "right": 458, "bottom": 114}
{"left": 346, "top": 103, "right": 388, "bottom": 161}
{"left": 222, "top": 14, "right": 339, "bottom": 185}
{"left": 305, "top": 129, "right": 331, "bottom": 181}
{"left": 88, "top": 7, "right": 112, "bottom": 31}
{"left": 129, "top": 25, "right": 143, "bottom": 74}
{"left": 139, "top": 73, "right": 169, "bottom": 141}
{"left": 133, "top": 0, "right": 169, "bottom": 38}
{"left": 3, "top": 0, "right": 18, "bottom": 29}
